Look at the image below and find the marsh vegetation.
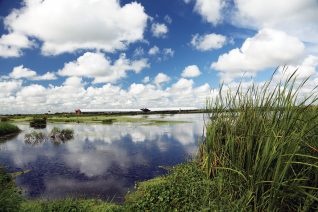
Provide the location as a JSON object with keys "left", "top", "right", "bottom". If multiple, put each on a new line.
{"left": 29, "top": 117, "right": 47, "bottom": 129}
{"left": 9, "top": 114, "right": 189, "bottom": 126}
{"left": 24, "top": 127, "right": 74, "bottom": 145}
{"left": 198, "top": 74, "right": 318, "bottom": 211}
{"left": 0, "top": 122, "right": 20, "bottom": 138}
{"left": 120, "top": 73, "right": 318, "bottom": 211}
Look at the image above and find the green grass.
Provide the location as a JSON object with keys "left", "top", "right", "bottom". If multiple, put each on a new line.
{"left": 20, "top": 199, "right": 122, "bottom": 212}
{"left": 0, "top": 166, "right": 24, "bottom": 212}
{"left": 199, "top": 72, "right": 318, "bottom": 211}
{"left": 125, "top": 162, "right": 223, "bottom": 211}
{"left": 9, "top": 114, "right": 189, "bottom": 125}
{"left": 102, "top": 119, "right": 115, "bottom": 124}
{"left": 142, "top": 119, "right": 188, "bottom": 126}
{"left": 29, "top": 117, "right": 47, "bottom": 129}
{"left": 0, "top": 117, "right": 10, "bottom": 122}
{"left": 0, "top": 122, "right": 20, "bottom": 137}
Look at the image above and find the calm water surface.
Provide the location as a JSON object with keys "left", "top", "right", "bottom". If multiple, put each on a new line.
{"left": 0, "top": 114, "right": 205, "bottom": 202}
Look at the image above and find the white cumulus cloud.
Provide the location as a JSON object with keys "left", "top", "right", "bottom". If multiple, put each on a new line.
{"left": 2, "top": 0, "right": 148, "bottom": 56}
{"left": 9, "top": 65, "right": 56, "bottom": 81}
{"left": 0, "top": 33, "right": 34, "bottom": 57}
{"left": 142, "top": 76, "right": 150, "bottom": 84}
{"left": 0, "top": 77, "right": 212, "bottom": 114}
{"left": 191, "top": 33, "right": 226, "bottom": 51}
{"left": 10, "top": 65, "right": 36, "bottom": 79}
{"left": 211, "top": 28, "right": 305, "bottom": 82}
{"left": 154, "top": 73, "right": 170, "bottom": 86}
{"left": 185, "top": 0, "right": 227, "bottom": 25}
{"left": 233, "top": 0, "right": 318, "bottom": 43}
{"left": 0, "top": 80, "right": 22, "bottom": 97}
{"left": 148, "top": 46, "right": 160, "bottom": 55}
{"left": 148, "top": 46, "right": 174, "bottom": 61}
{"left": 182, "top": 65, "right": 201, "bottom": 78}
{"left": 58, "top": 52, "right": 150, "bottom": 84}
{"left": 151, "top": 23, "right": 168, "bottom": 38}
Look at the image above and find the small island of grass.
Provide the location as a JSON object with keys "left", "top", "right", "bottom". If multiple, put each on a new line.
{"left": 0, "top": 122, "right": 21, "bottom": 138}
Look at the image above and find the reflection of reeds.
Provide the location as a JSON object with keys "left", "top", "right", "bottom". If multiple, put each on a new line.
{"left": 24, "top": 131, "right": 46, "bottom": 145}
{"left": 24, "top": 127, "right": 74, "bottom": 145}
{"left": 199, "top": 71, "right": 318, "bottom": 210}
{"left": 50, "top": 127, "right": 74, "bottom": 142}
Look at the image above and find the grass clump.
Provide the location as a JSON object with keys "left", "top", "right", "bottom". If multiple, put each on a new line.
{"left": 50, "top": 127, "right": 74, "bottom": 141}
{"left": 0, "top": 166, "right": 24, "bottom": 211}
{"left": 0, "top": 116, "right": 10, "bottom": 122}
{"left": 143, "top": 119, "right": 189, "bottom": 126}
{"left": 0, "top": 122, "right": 20, "bottom": 137}
{"left": 102, "top": 119, "right": 115, "bottom": 124}
{"left": 30, "top": 117, "right": 47, "bottom": 129}
{"left": 24, "top": 127, "right": 74, "bottom": 145}
{"left": 199, "top": 72, "right": 318, "bottom": 211}
{"left": 125, "top": 162, "right": 224, "bottom": 211}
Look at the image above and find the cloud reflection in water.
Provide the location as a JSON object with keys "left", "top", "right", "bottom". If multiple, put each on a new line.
{"left": 0, "top": 114, "right": 205, "bottom": 202}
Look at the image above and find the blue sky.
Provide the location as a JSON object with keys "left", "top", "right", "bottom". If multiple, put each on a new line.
{"left": 0, "top": 0, "right": 317, "bottom": 114}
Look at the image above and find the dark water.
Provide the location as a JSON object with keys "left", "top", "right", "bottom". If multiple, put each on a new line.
{"left": 0, "top": 114, "right": 205, "bottom": 202}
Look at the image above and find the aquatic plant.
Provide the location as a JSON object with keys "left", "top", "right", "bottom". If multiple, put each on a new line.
{"left": 102, "top": 119, "right": 114, "bottom": 124}
{"left": 199, "top": 71, "right": 318, "bottom": 211}
{"left": 24, "top": 127, "right": 74, "bottom": 145}
{"left": 0, "top": 166, "right": 24, "bottom": 211}
{"left": 50, "top": 127, "right": 74, "bottom": 141}
{"left": 30, "top": 117, "right": 47, "bottom": 129}
{"left": 0, "top": 117, "right": 10, "bottom": 122}
{"left": 0, "top": 122, "right": 20, "bottom": 137}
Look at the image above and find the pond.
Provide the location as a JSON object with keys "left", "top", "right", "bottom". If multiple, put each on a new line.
{"left": 0, "top": 113, "right": 206, "bottom": 202}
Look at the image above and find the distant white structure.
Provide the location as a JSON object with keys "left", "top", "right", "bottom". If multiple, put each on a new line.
{"left": 78, "top": 109, "right": 141, "bottom": 113}
{"left": 75, "top": 107, "right": 199, "bottom": 114}
{"left": 147, "top": 107, "right": 198, "bottom": 112}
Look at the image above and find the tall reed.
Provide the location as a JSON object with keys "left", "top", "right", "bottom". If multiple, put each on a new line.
{"left": 199, "top": 71, "right": 318, "bottom": 211}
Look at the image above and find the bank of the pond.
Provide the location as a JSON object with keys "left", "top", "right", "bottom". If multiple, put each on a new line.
{"left": 1, "top": 150, "right": 317, "bottom": 211}
{"left": 1, "top": 162, "right": 211, "bottom": 211}
{"left": 1, "top": 165, "right": 120, "bottom": 211}
{"left": 7, "top": 114, "right": 189, "bottom": 125}
{"left": 0, "top": 122, "right": 20, "bottom": 138}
